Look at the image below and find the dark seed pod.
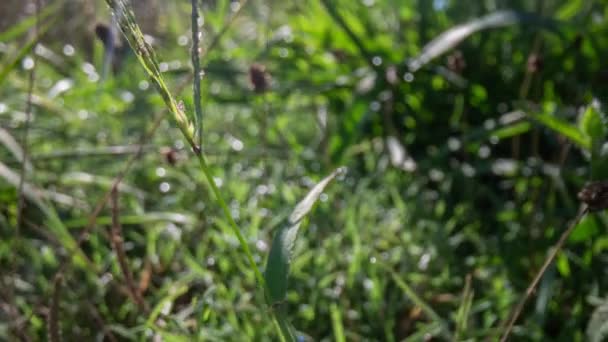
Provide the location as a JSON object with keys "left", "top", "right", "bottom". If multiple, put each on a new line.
{"left": 95, "top": 22, "right": 129, "bottom": 74}
{"left": 249, "top": 63, "right": 271, "bottom": 93}
{"left": 160, "top": 146, "right": 179, "bottom": 166}
{"left": 526, "top": 53, "right": 543, "bottom": 73}
{"left": 447, "top": 50, "right": 466, "bottom": 74}
{"left": 331, "top": 49, "right": 348, "bottom": 62}
{"left": 578, "top": 181, "right": 608, "bottom": 212}
{"left": 94, "top": 23, "right": 113, "bottom": 49}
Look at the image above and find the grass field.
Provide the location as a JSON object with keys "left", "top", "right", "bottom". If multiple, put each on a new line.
{"left": 1, "top": 0, "right": 608, "bottom": 341}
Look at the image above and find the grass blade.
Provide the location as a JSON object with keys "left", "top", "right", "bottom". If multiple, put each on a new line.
{"left": 408, "top": 10, "right": 562, "bottom": 71}
{"left": 264, "top": 166, "right": 346, "bottom": 305}
{"left": 454, "top": 274, "right": 474, "bottom": 340}
{"left": 330, "top": 302, "right": 346, "bottom": 342}
{"left": 528, "top": 111, "right": 590, "bottom": 150}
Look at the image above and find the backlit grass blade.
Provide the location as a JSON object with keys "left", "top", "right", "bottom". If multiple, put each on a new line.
{"left": 264, "top": 167, "right": 346, "bottom": 305}
{"left": 408, "top": 10, "right": 562, "bottom": 72}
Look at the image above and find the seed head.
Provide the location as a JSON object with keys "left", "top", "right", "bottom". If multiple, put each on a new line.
{"left": 578, "top": 181, "right": 608, "bottom": 212}
{"left": 249, "top": 63, "right": 271, "bottom": 93}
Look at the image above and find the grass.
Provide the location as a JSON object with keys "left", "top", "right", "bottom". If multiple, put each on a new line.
{"left": 1, "top": 0, "right": 608, "bottom": 340}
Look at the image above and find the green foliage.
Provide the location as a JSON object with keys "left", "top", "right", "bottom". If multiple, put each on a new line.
{"left": 1, "top": 0, "right": 608, "bottom": 340}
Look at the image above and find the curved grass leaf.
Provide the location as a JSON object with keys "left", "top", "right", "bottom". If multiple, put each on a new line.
{"left": 0, "top": 126, "right": 33, "bottom": 173}
{"left": 264, "top": 167, "right": 346, "bottom": 305}
{"left": 528, "top": 111, "right": 590, "bottom": 150}
{"left": 0, "top": 161, "right": 86, "bottom": 209}
{"left": 579, "top": 103, "right": 607, "bottom": 141}
{"left": 408, "top": 10, "right": 562, "bottom": 72}
{"left": 62, "top": 171, "right": 145, "bottom": 200}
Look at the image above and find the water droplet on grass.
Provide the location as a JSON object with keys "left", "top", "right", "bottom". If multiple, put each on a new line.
{"left": 159, "top": 182, "right": 171, "bottom": 193}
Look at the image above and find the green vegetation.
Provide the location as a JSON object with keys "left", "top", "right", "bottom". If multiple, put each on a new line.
{"left": 1, "top": 0, "right": 608, "bottom": 340}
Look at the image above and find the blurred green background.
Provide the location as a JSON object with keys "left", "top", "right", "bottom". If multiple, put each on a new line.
{"left": 1, "top": 0, "right": 608, "bottom": 340}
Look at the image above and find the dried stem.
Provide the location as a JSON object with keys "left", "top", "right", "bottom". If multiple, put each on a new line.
{"left": 110, "top": 187, "right": 148, "bottom": 313}
{"left": 47, "top": 275, "right": 62, "bottom": 342}
{"left": 499, "top": 205, "right": 588, "bottom": 341}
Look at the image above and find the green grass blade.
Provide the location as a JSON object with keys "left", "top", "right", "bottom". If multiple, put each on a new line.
{"left": 454, "top": 275, "right": 474, "bottom": 340}
{"left": 528, "top": 111, "right": 590, "bottom": 150}
{"left": 330, "top": 302, "right": 346, "bottom": 342}
{"left": 264, "top": 166, "right": 346, "bottom": 305}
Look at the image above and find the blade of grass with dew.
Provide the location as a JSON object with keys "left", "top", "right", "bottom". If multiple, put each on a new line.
{"left": 263, "top": 167, "right": 346, "bottom": 339}
{"left": 0, "top": 127, "right": 33, "bottom": 173}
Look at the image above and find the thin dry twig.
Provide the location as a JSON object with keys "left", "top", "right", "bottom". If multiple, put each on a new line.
{"left": 110, "top": 187, "right": 148, "bottom": 313}
{"left": 47, "top": 275, "right": 63, "bottom": 342}
{"left": 499, "top": 205, "right": 589, "bottom": 342}
{"left": 138, "top": 258, "right": 152, "bottom": 294}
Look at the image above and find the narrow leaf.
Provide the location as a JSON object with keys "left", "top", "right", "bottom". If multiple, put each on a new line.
{"left": 528, "top": 112, "right": 590, "bottom": 150}
{"left": 408, "top": 10, "right": 561, "bottom": 71}
{"left": 264, "top": 167, "right": 346, "bottom": 305}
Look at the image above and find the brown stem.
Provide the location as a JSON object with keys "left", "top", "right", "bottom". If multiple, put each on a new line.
{"left": 499, "top": 205, "right": 588, "bottom": 342}
{"left": 47, "top": 275, "right": 62, "bottom": 342}
{"left": 110, "top": 187, "right": 148, "bottom": 313}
